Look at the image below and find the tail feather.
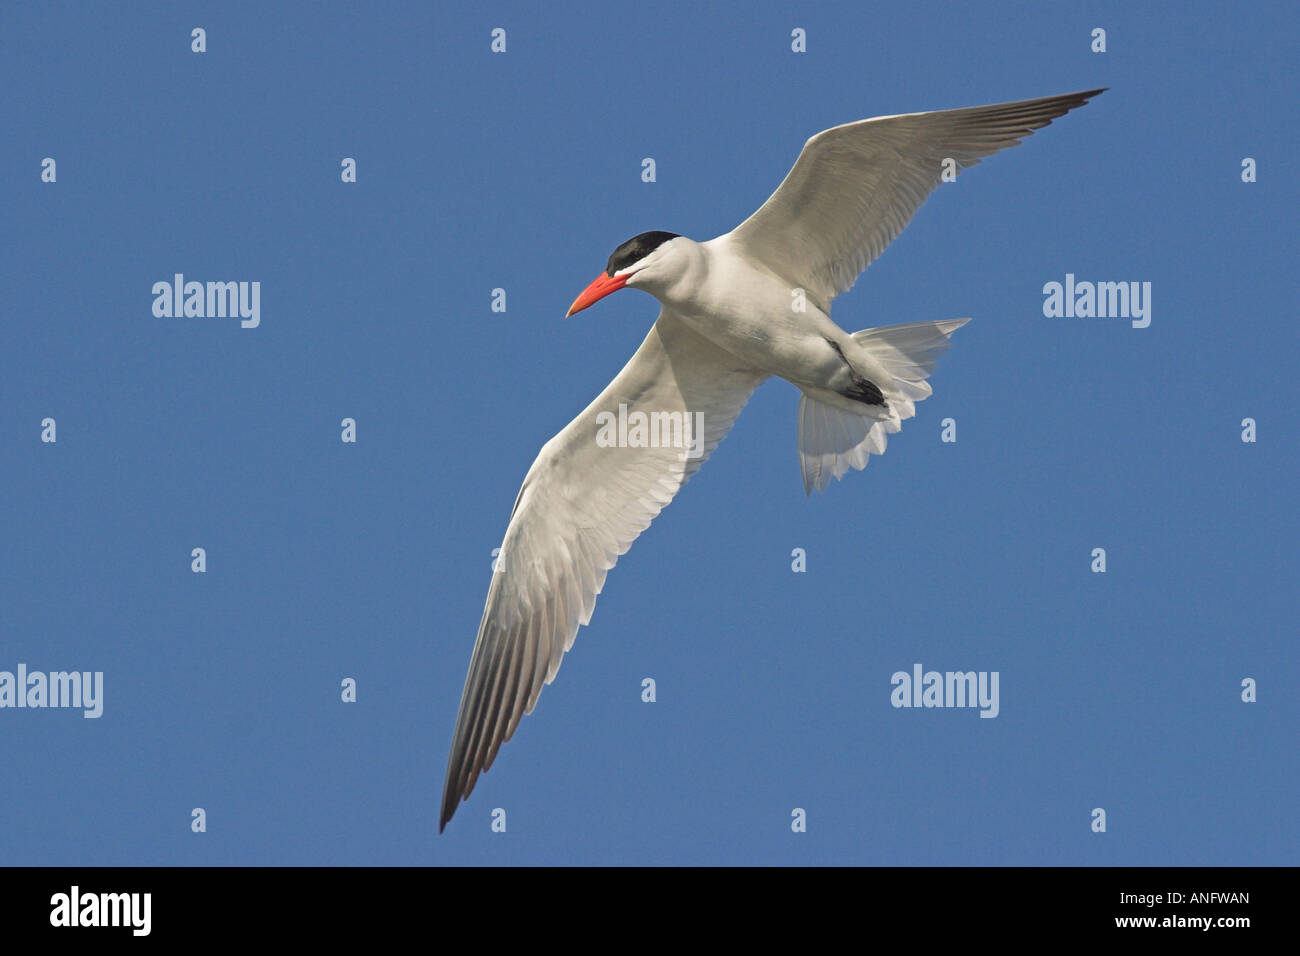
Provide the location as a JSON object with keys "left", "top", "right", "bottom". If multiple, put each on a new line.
{"left": 798, "top": 318, "right": 968, "bottom": 494}
{"left": 854, "top": 317, "right": 969, "bottom": 380}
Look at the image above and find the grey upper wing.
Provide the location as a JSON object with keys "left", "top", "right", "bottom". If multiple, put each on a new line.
{"left": 728, "top": 89, "right": 1106, "bottom": 304}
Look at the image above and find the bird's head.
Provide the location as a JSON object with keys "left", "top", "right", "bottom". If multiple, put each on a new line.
{"left": 566, "top": 230, "right": 685, "bottom": 316}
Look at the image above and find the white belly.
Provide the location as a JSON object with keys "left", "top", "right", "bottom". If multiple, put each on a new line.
{"left": 664, "top": 237, "right": 886, "bottom": 402}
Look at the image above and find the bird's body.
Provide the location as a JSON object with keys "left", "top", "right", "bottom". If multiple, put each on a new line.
{"left": 439, "top": 88, "right": 1106, "bottom": 831}
{"left": 642, "top": 233, "right": 897, "bottom": 415}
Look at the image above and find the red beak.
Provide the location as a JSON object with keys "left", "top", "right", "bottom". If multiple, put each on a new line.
{"left": 566, "top": 272, "right": 629, "bottom": 317}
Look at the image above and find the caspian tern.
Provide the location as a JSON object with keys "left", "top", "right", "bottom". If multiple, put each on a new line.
{"left": 440, "top": 88, "right": 1105, "bottom": 831}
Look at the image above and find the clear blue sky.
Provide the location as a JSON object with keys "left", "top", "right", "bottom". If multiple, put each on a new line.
{"left": 1, "top": 1, "right": 1295, "bottom": 865}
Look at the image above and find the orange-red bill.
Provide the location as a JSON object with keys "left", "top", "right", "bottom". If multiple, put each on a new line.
{"left": 566, "top": 272, "right": 629, "bottom": 317}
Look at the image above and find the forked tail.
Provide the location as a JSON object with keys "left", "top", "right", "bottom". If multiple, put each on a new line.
{"left": 798, "top": 318, "right": 969, "bottom": 493}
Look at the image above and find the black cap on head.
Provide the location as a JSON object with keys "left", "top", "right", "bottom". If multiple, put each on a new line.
{"left": 606, "top": 231, "right": 680, "bottom": 277}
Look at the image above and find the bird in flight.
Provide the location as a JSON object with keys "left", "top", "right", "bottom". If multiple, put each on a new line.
{"left": 440, "top": 88, "right": 1105, "bottom": 831}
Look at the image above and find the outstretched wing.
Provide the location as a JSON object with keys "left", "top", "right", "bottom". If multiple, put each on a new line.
{"left": 728, "top": 89, "right": 1105, "bottom": 305}
{"left": 441, "top": 312, "right": 766, "bottom": 830}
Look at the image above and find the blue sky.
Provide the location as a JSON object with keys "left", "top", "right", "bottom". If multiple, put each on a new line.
{"left": 1, "top": 1, "right": 1295, "bottom": 865}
